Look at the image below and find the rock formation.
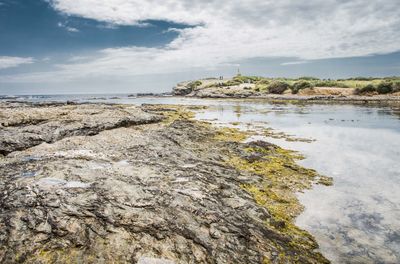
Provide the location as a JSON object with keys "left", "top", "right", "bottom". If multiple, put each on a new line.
{"left": 0, "top": 102, "right": 329, "bottom": 263}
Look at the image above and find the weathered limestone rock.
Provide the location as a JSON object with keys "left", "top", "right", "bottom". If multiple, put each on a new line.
{"left": 0, "top": 102, "right": 328, "bottom": 263}
{"left": 0, "top": 102, "right": 163, "bottom": 155}
{"left": 172, "top": 81, "right": 194, "bottom": 96}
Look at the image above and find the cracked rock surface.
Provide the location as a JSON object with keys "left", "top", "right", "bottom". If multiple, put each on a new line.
{"left": 0, "top": 102, "right": 162, "bottom": 155}
{"left": 0, "top": 102, "right": 326, "bottom": 263}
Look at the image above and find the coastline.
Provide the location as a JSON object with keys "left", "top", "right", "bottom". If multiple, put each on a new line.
{"left": 172, "top": 76, "right": 400, "bottom": 104}
{"left": 0, "top": 101, "right": 331, "bottom": 263}
{"left": 172, "top": 92, "right": 400, "bottom": 102}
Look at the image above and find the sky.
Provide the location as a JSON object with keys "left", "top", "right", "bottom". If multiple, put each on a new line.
{"left": 0, "top": 0, "right": 400, "bottom": 94}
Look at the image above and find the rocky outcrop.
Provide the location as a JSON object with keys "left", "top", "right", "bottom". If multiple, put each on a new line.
{"left": 189, "top": 85, "right": 255, "bottom": 98}
{"left": 0, "top": 103, "right": 328, "bottom": 263}
{"left": 172, "top": 78, "right": 400, "bottom": 102}
{"left": 0, "top": 102, "right": 163, "bottom": 155}
{"left": 172, "top": 81, "right": 194, "bottom": 96}
{"left": 172, "top": 80, "right": 255, "bottom": 98}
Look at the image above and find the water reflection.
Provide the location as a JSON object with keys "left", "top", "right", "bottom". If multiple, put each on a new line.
{"left": 195, "top": 101, "right": 400, "bottom": 263}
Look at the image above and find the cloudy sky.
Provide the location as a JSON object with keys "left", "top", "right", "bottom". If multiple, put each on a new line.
{"left": 0, "top": 0, "right": 400, "bottom": 94}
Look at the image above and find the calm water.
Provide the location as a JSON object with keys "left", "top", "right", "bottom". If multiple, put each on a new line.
{"left": 3, "top": 94, "right": 400, "bottom": 263}
{"left": 194, "top": 101, "right": 400, "bottom": 264}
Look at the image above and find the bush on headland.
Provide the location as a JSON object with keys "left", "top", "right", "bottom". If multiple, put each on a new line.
{"left": 376, "top": 82, "right": 393, "bottom": 94}
{"left": 354, "top": 84, "right": 376, "bottom": 95}
{"left": 267, "top": 81, "right": 290, "bottom": 94}
{"left": 233, "top": 75, "right": 261, "bottom": 83}
{"left": 220, "top": 76, "right": 261, "bottom": 86}
{"left": 199, "top": 75, "right": 400, "bottom": 95}
{"left": 188, "top": 80, "right": 202, "bottom": 90}
{"left": 221, "top": 80, "right": 242, "bottom": 86}
{"left": 256, "top": 79, "right": 271, "bottom": 85}
{"left": 291, "top": 81, "right": 313, "bottom": 94}
{"left": 393, "top": 82, "right": 400, "bottom": 93}
{"left": 354, "top": 82, "right": 397, "bottom": 95}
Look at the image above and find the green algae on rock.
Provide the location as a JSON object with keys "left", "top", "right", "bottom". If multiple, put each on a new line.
{"left": 213, "top": 127, "right": 332, "bottom": 263}
{"left": 214, "top": 127, "right": 250, "bottom": 142}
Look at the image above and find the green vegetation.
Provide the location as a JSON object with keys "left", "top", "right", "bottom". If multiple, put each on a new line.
{"left": 291, "top": 81, "right": 313, "bottom": 94}
{"left": 393, "top": 82, "right": 400, "bottom": 93}
{"left": 354, "top": 84, "right": 376, "bottom": 95}
{"left": 314, "top": 80, "right": 349, "bottom": 88}
{"left": 219, "top": 76, "right": 262, "bottom": 87}
{"left": 213, "top": 127, "right": 331, "bottom": 263}
{"left": 233, "top": 75, "right": 262, "bottom": 83}
{"left": 354, "top": 81, "right": 400, "bottom": 95}
{"left": 197, "top": 75, "right": 400, "bottom": 95}
{"left": 376, "top": 82, "right": 394, "bottom": 94}
{"left": 221, "top": 79, "right": 242, "bottom": 86}
{"left": 254, "top": 79, "right": 270, "bottom": 92}
{"left": 187, "top": 80, "right": 202, "bottom": 90}
{"left": 267, "top": 81, "right": 290, "bottom": 94}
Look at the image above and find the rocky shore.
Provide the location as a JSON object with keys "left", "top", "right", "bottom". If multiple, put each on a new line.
{"left": 173, "top": 78, "right": 400, "bottom": 102}
{"left": 0, "top": 102, "right": 332, "bottom": 263}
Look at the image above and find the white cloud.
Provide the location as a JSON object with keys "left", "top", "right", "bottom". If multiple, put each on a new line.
{"left": 57, "top": 22, "right": 79, "bottom": 32}
{"left": 2, "top": 0, "right": 400, "bottom": 82}
{"left": 0, "top": 56, "right": 34, "bottom": 70}
{"left": 281, "top": 61, "right": 310, "bottom": 66}
{"left": 66, "top": 27, "right": 79, "bottom": 32}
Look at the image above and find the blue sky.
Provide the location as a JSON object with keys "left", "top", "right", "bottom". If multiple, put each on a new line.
{"left": 0, "top": 0, "right": 399, "bottom": 94}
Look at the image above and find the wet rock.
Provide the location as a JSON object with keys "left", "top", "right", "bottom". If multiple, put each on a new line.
{"left": 0, "top": 103, "right": 328, "bottom": 263}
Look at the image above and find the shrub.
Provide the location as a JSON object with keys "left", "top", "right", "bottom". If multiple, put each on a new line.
{"left": 222, "top": 80, "right": 242, "bottom": 86}
{"left": 291, "top": 81, "right": 313, "bottom": 94}
{"left": 255, "top": 79, "right": 270, "bottom": 85}
{"left": 392, "top": 82, "right": 400, "bottom": 93}
{"left": 188, "top": 80, "right": 202, "bottom": 90}
{"left": 345, "top": 77, "right": 375, "bottom": 81}
{"left": 376, "top": 82, "right": 393, "bottom": 94}
{"left": 267, "top": 81, "right": 290, "bottom": 94}
{"left": 354, "top": 84, "right": 376, "bottom": 95}
{"left": 233, "top": 75, "right": 261, "bottom": 83}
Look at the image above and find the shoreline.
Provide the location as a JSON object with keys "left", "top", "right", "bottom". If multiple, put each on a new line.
{"left": 172, "top": 76, "right": 400, "bottom": 104}
{"left": 174, "top": 94, "right": 400, "bottom": 104}
{"left": 0, "top": 102, "right": 331, "bottom": 263}
{"left": 3, "top": 94, "right": 400, "bottom": 108}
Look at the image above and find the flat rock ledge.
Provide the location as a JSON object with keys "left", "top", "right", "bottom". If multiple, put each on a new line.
{"left": 0, "top": 102, "right": 328, "bottom": 263}
{"left": 0, "top": 102, "right": 163, "bottom": 156}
